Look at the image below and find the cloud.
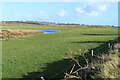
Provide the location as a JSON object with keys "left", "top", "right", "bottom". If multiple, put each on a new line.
{"left": 43, "top": 17, "right": 49, "bottom": 20}
{"left": 98, "top": 4, "right": 108, "bottom": 11}
{"left": 75, "top": 3, "right": 109, "bottom": 17}
{"left": 86, "top": 11, "right": 99, "bottom": 16}
{"left": 57, "top": 10, "right": 66, "bottom": 17}
{"left": 39, "top": 11, "right": 44, "bottom": 14}
{"left": 75, "top": 7, "right": 99, "bottom": 17}
{"left": 14, "top": 13, "right": 22, "bottom": 17}
{"left": 26, "top": 15, "right": 34, "bottom": 18}
{"left": 75, "top": 7, "right": 84, "bottom": 14}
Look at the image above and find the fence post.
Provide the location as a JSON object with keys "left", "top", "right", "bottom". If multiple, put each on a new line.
{"left": 91, "top": 50, "right": 94, "bottom": 56}
{"left": 41, "top": 76, "right": 45, "bottom": 80}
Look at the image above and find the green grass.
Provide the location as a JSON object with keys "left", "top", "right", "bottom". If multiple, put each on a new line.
{"left": 2, "top": 23, "right": 118, "bottom": 78}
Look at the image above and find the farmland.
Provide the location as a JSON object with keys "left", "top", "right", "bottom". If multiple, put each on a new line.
{"left": 1, "top": 23, "right": 118, "bottom": 78}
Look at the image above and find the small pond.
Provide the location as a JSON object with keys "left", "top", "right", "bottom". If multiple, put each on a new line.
{"left": 18, "top": 39, "right": 27, "bottom": 40}
{"left": 18, "top": 30, "right": 61, "bottom": 40}
{"left": 38, "top": 30, "right": 61, "bottom": 34}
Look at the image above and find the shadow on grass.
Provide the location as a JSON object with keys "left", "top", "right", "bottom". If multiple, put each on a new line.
{"left": 19, "top": 37, "right": 119, "bottom": 80}
{"left": 81, "top": 37, "right": 119, "bottom": 63}
{"left": 83, "top": 34, "right": 118, "bottom": 36}
{"left": 20, "top": 59, "right": 74, "bottom": 80}
{"left": 72, "top": 41, "right": 107, "bottom": 43}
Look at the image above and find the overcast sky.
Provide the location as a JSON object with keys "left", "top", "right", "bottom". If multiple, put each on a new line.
{"left": 0, "top": 2, "right": 118, "bottom": 26}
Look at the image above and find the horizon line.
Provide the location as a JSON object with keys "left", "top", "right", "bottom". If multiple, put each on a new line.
{"left": 1, "top": 20, "right": 118, "bottom": 27}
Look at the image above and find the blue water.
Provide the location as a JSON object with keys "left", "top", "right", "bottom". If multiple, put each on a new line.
{"left": 18, "top": 39, "right": 27, "bottom": 40}
{"left": 18, "top": 30, "right": 61, "bottom": 40}
{"left": 38, "top": 30, "right": 61, "bottom": 34}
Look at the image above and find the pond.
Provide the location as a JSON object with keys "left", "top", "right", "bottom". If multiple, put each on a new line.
{"left": 18, "top": 39, "right": 27, "bottom": 40}
{"left": 38, "top": 30, "right": 61, "bottom": 34}
{"left": 18, "top": 30, "right": 61, "bottom": 40}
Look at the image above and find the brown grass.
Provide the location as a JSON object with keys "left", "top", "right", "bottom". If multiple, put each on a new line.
{"left": 0, "top": 29, "right": 43, "bottom": 40}
{"left": 63, "top": 43, "right": 120, "bottom": 80}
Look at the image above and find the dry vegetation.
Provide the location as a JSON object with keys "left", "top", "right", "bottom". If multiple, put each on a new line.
{"left": 62, "top": 42, "right": 120, "bottom": 80}
{"left": 0, "top": 29, "right": 43, "bottom": 40}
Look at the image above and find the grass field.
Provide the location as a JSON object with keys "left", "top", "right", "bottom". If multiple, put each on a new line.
{"left": 1, "top": 23, "right": 118, "bottom": 78}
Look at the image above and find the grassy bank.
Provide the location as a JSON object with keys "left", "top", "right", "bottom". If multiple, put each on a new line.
{"left": 2, "top": 23, "right": 118, "bottom": 78}
{"left": 63, "top": 38, "right": 120, "bottom": 80}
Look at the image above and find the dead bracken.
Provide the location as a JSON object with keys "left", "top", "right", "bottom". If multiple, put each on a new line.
{"left": 0, "top": 29, "right": 43, "bottom": 40}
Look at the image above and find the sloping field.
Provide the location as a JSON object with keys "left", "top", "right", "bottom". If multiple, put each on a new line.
{"left": 1, "top": 23, "right": 118, "bottom": 78}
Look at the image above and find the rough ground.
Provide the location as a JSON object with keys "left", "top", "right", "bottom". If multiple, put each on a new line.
{"left": 0, "top": 29, "right": 43, "bottom": 40}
